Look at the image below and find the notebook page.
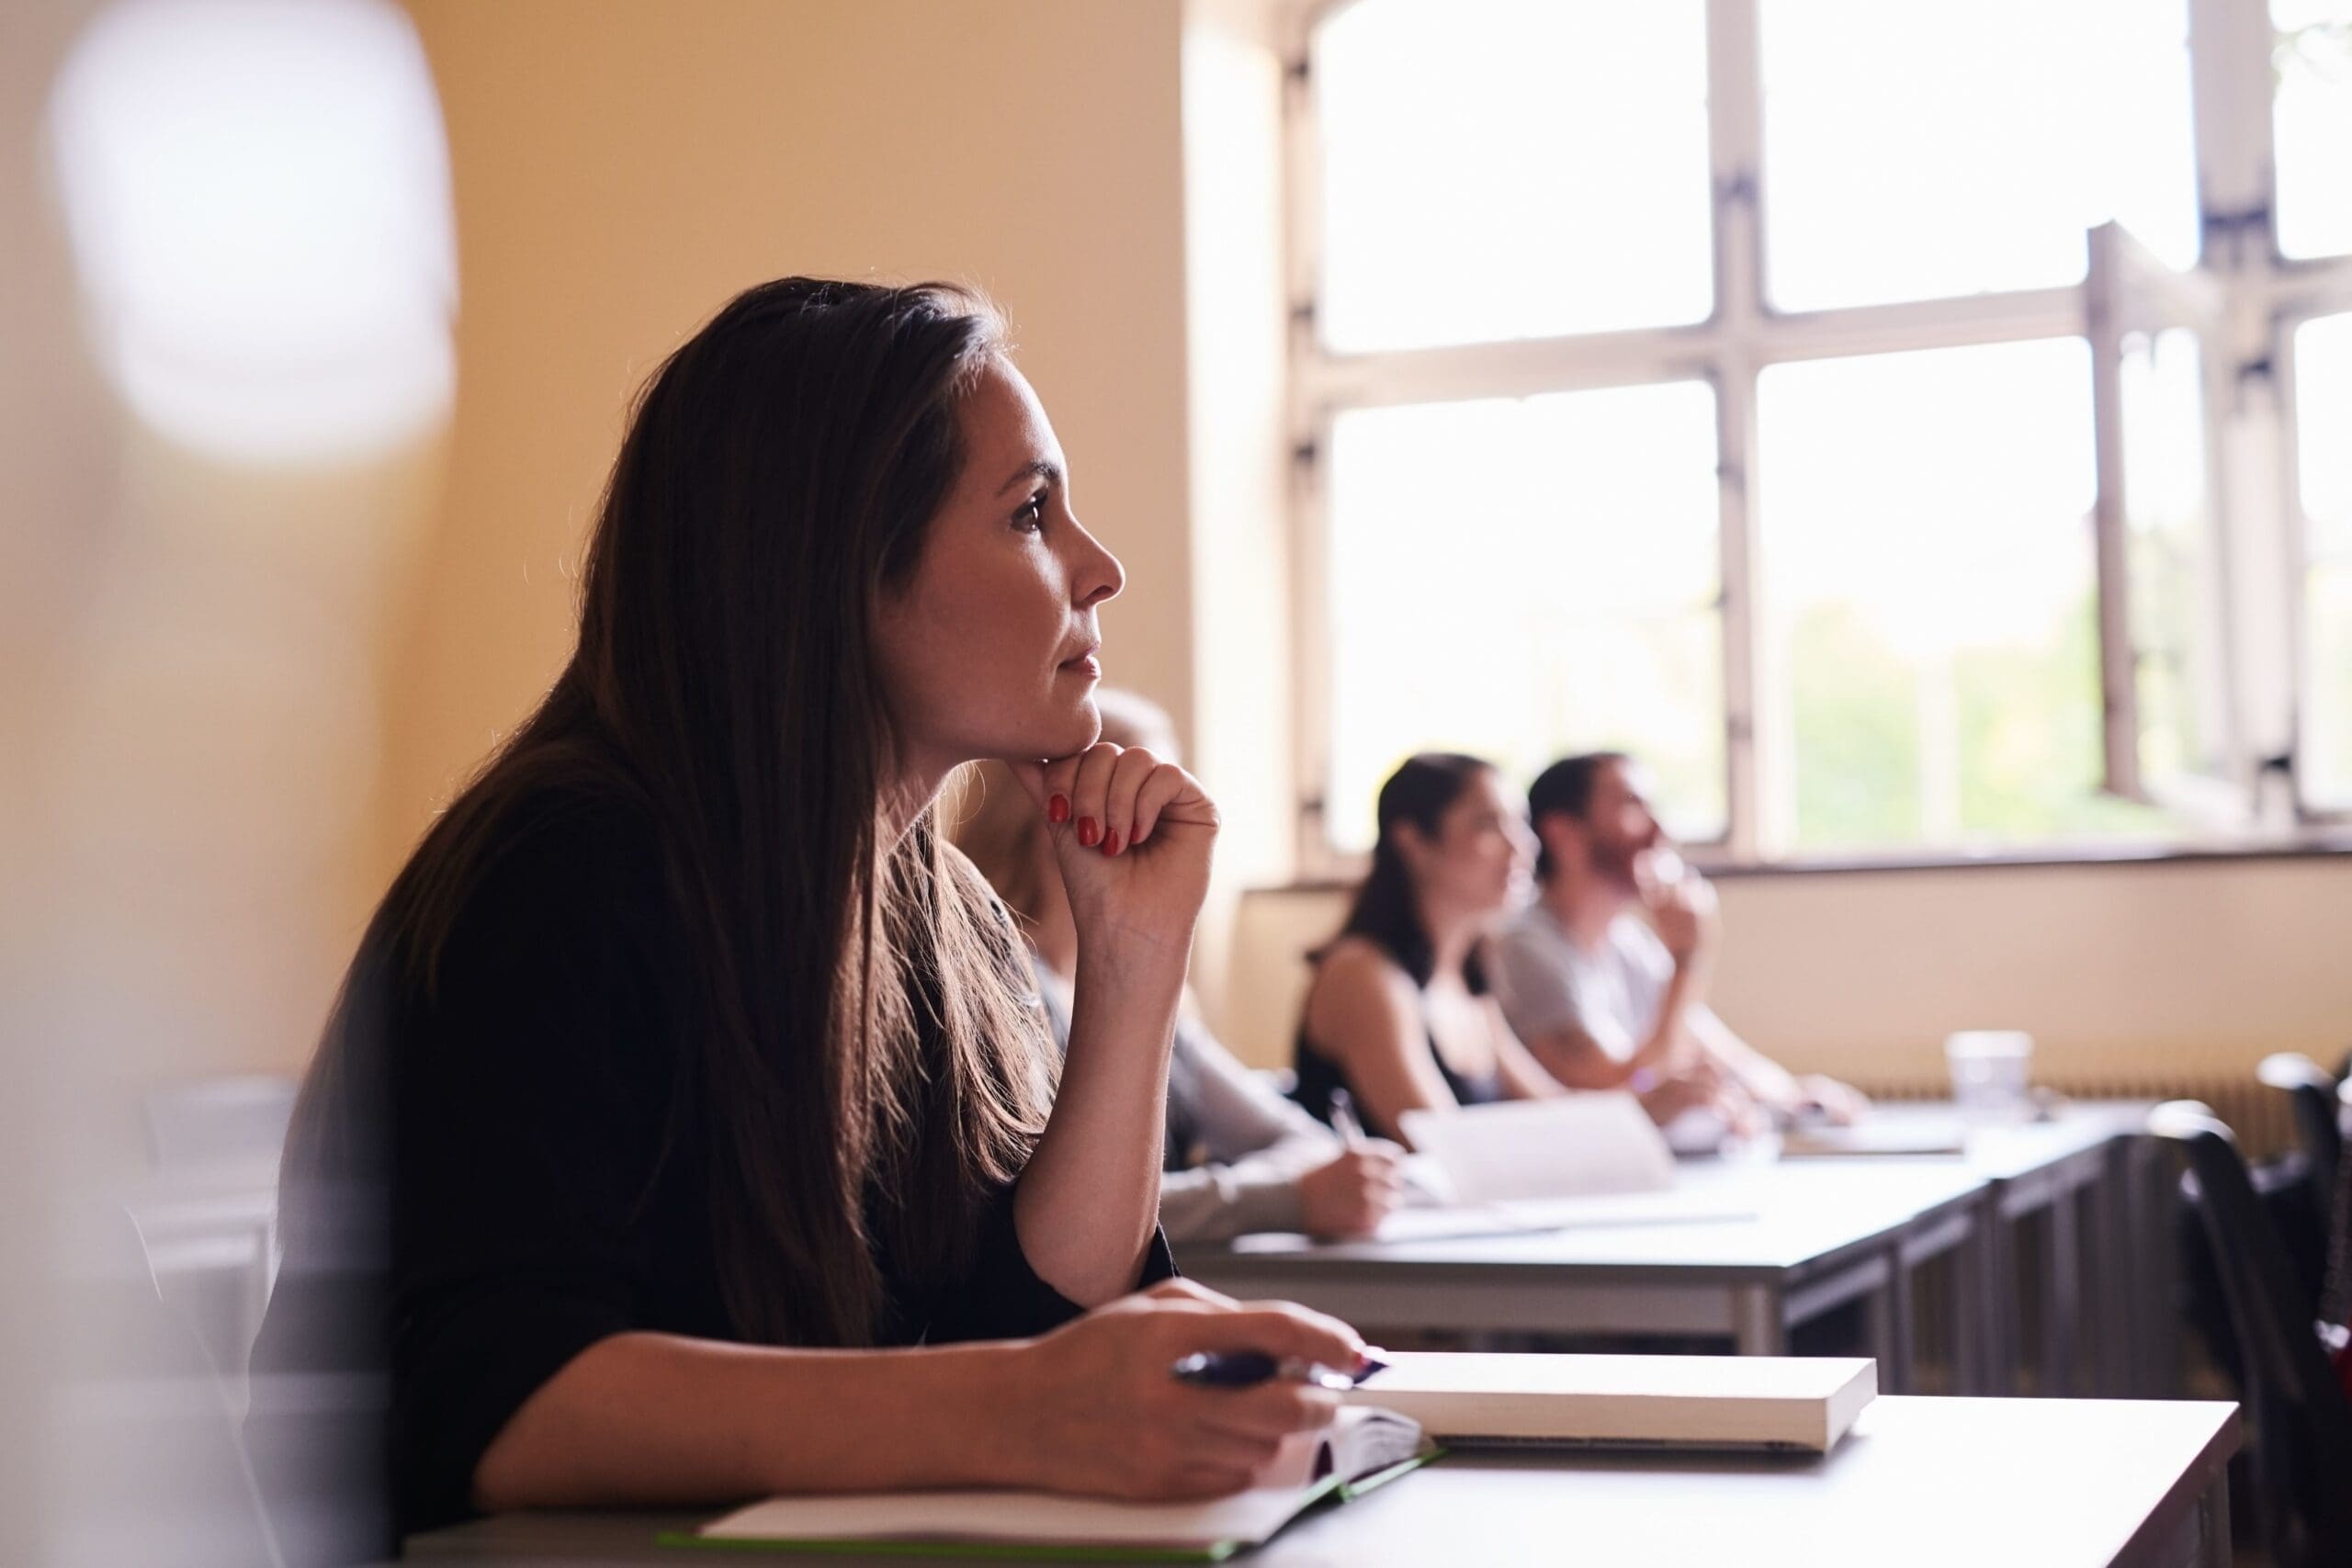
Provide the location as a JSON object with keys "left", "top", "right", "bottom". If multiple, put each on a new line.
{"left": 1399, "top": 1095, "right": 1676, "bottom": 1202}
{"left": 700, "top": 1482, "right": 1322, "bottom": 1552}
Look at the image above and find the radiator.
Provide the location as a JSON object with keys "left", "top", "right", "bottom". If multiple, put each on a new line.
{"left": 1849, "top": 1073, "right": 2301, "bottom": 1162}
{"left": 1850, "top": 1070, "right": 2301, "bottom": 1398}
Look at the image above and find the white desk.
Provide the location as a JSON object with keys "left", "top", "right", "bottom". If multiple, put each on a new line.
{"left": 1178, "top": 1156, "right": 1991, "bottom": 1392}
{"left": 1177, "top": 1104, "right": 2168, "bottom": 1398}
{"left": 1799, "top": 1102, "right": 2172, "bottom": 1396}
{"left": 404, "top": 1395, "right": 2240, "bottom": 1567}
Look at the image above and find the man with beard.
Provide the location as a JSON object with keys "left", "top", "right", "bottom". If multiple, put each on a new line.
{"left": 1487, "top": 752, "right": 1867, "bottom": 1145}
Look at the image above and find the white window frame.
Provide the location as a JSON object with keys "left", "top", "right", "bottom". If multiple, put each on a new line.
{"left": 1281, "top": 0, "right": 2352, "bottom": 877}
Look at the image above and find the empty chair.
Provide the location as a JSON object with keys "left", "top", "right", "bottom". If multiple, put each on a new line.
{"left": 143, "top": 1074, "right": 299, "bottom": 1172}
{"left": 2259, "top": 1053, "right": 2344, "bottom": 1239}
{"left": 2152, "top": 1100, "right": 2352, "bottom": 1568}
{"left": 61, "top": 1207, "right": 287, "bottom": 1568}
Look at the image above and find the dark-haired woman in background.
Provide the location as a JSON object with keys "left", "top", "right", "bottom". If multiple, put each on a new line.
{"left": 254, "top": 278, "right": 1361, "bottom": 1550}
{"left": 1291, "top": 753, "right": 1568, "bottom": 1146}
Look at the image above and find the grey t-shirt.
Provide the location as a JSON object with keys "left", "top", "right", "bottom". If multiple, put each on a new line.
{"left": 1487, "top": 904, "right": 1675, "bottom": 1061}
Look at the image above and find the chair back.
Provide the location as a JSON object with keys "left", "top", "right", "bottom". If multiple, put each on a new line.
{"left": 2152, "top": 1100, "right": 2352, "bottom": 1568}
{"left": 2258, "top": 1053, "right": 2344, "bottom": 1236}
{"left": 143, "top": 1074, "right": 298, "bottom": 1171}
{"left": 74, "top": 1207, "right": 287, "bottom": 1567}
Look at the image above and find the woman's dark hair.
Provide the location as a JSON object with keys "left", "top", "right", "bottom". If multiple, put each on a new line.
{"left": 1329, "top": 752, "right": 1497, "bottom": 989}
{"left": 287, "top": 276, "right": 1050, "bottom": 1349}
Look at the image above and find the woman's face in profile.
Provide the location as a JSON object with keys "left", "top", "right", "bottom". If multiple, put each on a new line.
{"left": 874, "top": 357, "right": 1125, "bottom": 778}
{"left": 1417, "top": 769, "right": 1537, "bottom": 919}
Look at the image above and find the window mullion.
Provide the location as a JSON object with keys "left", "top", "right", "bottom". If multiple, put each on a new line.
{"left": 1708, "top": 0, "right": 1768, "bottom": 858}
{"left": 2086, "top": 225, "right": 2145, "bottom": 802}
{"left": 2187, "top": 0, "right": 2278, "bottom": 265}
{"left": 1279, "top": 17, "right": 1336, "bottom": 876}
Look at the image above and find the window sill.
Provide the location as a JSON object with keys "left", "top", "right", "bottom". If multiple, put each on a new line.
{"left": 1694, "top": 832, "right": 2352, "bottom": 879}
{"left": 1259, "top": 830, "right": 2352, "bottom": 896}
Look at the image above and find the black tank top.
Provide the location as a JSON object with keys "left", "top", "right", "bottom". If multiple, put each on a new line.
{"left": 1291, "top": 981, "right": 1507, "bottom": 1143}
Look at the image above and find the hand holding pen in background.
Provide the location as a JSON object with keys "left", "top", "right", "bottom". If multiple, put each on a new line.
{"left": 1296, "top": 1089, "right": 1408, "bottom": 1240}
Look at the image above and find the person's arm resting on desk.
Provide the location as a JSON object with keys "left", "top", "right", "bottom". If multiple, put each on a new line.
{"left": 1158, "top": 1023, "right": 1403, "bottom": 1243}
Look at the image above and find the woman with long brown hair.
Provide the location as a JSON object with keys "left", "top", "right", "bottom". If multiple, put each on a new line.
{"left": 254, "top": 277, "right": 1360, "bottom": 1546}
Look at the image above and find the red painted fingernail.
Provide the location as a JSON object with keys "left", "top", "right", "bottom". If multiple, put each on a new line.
{"left": 1102, "top": 829, "right": 1122, "bottom": 857}
{"left": 1047, "top": 795, "right": 1070, "bottom": 824}
{"left": 1076, "top": 817, "right": 1099, "bottom": 847}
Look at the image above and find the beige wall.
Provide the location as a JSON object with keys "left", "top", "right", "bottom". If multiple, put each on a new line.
{"left": 386, "top": 0, "right": 1195, "bottom": 882}
{"left": 1224, "top": 856, "right": 2352, "bottom": 1083}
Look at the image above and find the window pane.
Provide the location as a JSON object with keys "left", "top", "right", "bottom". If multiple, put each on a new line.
{"left": 2297, "top": 312, "right": 2352, "bottom": 548}
{"left": 2120, "top": 329, "right": 2222, "bottom": 782}
{"left": 1316, "top": 0, "right": 1711, "bottom": 353}
{"left": 1325, "top": 383, "right": 1723, "bottom": 852}
{"left": 2295, "top": 312, "right": 2352, "bottom": 807}
{"left": 2305, "top": 566, "right": 2352, "bottom": 810}
{"left": 1758, "top": 338, "right": 2169, "bottom": 849}
{"left": 2275, "top": 1, "right": 2352, "bottom": 260}
{"left": 1759, "top": 0, "right": 2199, "bottom": 310}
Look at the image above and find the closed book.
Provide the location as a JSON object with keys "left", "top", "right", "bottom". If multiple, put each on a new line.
{"left": 1346, "top": 1351, "right": 1875, "bottom": 1454}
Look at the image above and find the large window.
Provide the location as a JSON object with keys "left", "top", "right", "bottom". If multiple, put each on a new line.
{"left": 1290, "top": 0, "right": 2352, "bottom": 865}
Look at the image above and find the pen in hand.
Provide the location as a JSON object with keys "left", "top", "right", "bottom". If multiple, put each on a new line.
{"left": 1169, "top": 1349, "right": 1391, "bottom": 1390}
{"left": 1329, "top": 1087, "right": 1369, "bottom": 1147}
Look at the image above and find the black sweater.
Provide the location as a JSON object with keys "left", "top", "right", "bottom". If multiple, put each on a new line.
{"left": 254, "top": 787, "right": 1172, "bottom": 1544}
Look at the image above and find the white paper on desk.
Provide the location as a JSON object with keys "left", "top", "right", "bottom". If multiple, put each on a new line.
{"left": 1367, "top": 1190, "right": 1756, "bottom": 1245}
{"left": 1399, "top": 1094, "right": 1676, "bottom": 1204}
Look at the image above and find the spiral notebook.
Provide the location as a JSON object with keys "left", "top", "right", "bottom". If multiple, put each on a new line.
{"left": 661, "top": 1405, "right": 1435, "bottom": 1562}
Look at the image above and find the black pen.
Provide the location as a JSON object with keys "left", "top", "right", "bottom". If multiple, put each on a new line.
{"left": 1169, "top": 1349, "right": 1391, "bottom": 1389}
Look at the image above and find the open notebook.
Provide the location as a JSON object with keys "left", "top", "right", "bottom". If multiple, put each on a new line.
{"left": 1347, "top": 1351, "right": 1876, "bottom": 1454}
{"left": 1232, "top": 1188, "right": 1758, "bottom": 1252}
{"left": 1226, "top": 1097, "right": 1745, "bottom": 1247}
{"left": 664, "top": 1406, "right": 1434, "bottom": 1562}
{"left": 1398, "top": 1094, "right": 1677, "bottom": 1204}
{"left": 1778, "top": 1117, "right": 1970, "bottom": 1157}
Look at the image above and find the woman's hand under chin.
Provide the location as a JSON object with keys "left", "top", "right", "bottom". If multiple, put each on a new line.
{"left": 1008, "top": 741, "right": 1219, "bottom": 974}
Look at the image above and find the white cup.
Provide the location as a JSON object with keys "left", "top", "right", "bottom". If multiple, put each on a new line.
{"left": 1945, "top": 1030, "right": 2034, "bottom": 1122}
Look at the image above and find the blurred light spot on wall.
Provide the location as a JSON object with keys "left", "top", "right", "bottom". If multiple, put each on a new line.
{"left": 48, "top": 0, "right": 456, "bottom": 465}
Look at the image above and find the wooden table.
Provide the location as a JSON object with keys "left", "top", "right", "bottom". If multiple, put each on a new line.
{"left": 404, "top": 1395, "right": 2241, "bottom": 1567}
{"left": 1177, "top": 1156, "right": 1993, "bottom": 1393}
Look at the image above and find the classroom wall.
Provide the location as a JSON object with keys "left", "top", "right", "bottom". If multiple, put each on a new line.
{"left": 383, "top": 0, "right": 1198, "bottom": 895}
{"left": 18, "top": 0, "right": 448, "bottom": 1104}
{"left": 1223, "top": 855, "right": 2352, "bottom": 1084}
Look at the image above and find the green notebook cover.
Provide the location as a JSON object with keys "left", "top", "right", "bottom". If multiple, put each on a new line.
{"left": 652, "top": 1448, "right": 1442, "bottom": 1562}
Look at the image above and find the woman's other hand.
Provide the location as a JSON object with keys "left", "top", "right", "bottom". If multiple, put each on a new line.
{"left": 998, "top": 1280, "right": 1362, "bottom": 1500}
